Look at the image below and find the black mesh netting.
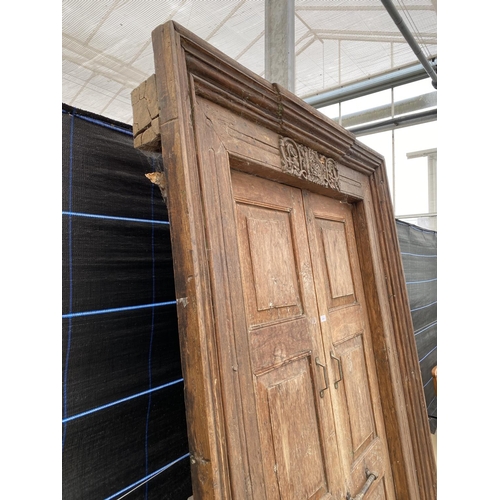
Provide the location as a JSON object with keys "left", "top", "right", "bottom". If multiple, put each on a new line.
{"left": 62, "top": 104, "right": 192, "bottom": 500}
{"left": 396, "top": 219, "right": 437, "bottom": 433}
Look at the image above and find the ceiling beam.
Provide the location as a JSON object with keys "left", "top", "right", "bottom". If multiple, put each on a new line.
{"left": 296, "top": 5, "right": 435, "bottom": 11}
{"left": 339, "top": 91, "right": 437, "bottom": 128}
{"left": 303, "top": 62, "right": 437, "bottom": 108}
{"left": 348, "top": 109, "right": 437, "bottom": 136}
{"left": 317, "top": 31, "right": 436, "bottom": 44}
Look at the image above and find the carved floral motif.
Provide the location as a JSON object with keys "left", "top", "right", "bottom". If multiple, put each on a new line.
{"left": 279, "top": 136, "right": 340, "bottom": 191}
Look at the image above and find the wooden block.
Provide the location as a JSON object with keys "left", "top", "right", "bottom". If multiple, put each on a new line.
{"left": 131, "top": 74, "right": 162, "bottom": 152}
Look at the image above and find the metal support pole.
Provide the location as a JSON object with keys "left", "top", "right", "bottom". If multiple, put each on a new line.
{"left": 265, "top": 0, "right": 295, "bottom": 92}
{"left": 380, "top": 0, "right": 437, "bottom": 88}
{"left": 427, "top": 152, "right": 437, "bottom": 214}
{"left": 406, "top": 148, "right": 437, "bottom": 230}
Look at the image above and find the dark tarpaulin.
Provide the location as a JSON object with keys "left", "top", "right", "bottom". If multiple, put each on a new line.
{"left": 396, "top": 219, "right": 437, "bottom": 433}
{"left": 62, "top": 104, "right": 192, "bottom": 500}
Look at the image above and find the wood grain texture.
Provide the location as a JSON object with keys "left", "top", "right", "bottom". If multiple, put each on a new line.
{"left": 150, "top": 20, "right": 436, "bottom": 499}
{"left": 152, "top": 22, "right": 229, "bottom": 499}
{"left": 303, "top": 192, "right": 395, "bottom": 499}
{"left": 131, "top": 74, "right": 162, "bottom": 151}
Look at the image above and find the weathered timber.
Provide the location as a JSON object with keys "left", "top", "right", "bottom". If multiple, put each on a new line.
{"left": 142, "top": 20, "right": 437, "bottom": 500}
{"left": 131, "top": 73, "right": 162, "bottom": 151}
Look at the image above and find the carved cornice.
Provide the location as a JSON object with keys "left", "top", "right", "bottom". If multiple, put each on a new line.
{"left": 279, "top": 136, "right": 341, "bottom": 191}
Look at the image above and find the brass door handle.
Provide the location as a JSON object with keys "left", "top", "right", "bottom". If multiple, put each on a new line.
{"left": 346, "top": 469, "right": 378, "bottom": 500}
{"left": 330, "top": 353, "right": 343, "bottom": 389}
{"left": 315, "top": 357, "right": 329, "bottom": 398}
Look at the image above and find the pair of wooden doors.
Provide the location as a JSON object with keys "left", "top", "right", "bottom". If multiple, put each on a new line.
{"left": 148, "top": 21, "right": 436, "bottom": 500}
{"left": 230, "top": 168, "right": 393, "bottom": 499}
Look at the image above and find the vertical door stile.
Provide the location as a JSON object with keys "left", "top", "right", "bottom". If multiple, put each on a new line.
{"left": 301, "top": 190, "right": 352, "bottom": 497}
{"left": 192, "top": 104, "right": 265, "bottom": 499}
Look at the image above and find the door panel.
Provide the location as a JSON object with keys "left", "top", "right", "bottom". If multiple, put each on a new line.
{"left": 335, "top": 334, "right": 376, "bottom": 460}
{"left": 317, "top": 218, "right": 356, "bottom": 308}
{"left": 231, "top": 169, "right": 341, "bottom": 499}
{"left": 256, "top": 354, "right": 330, "bottom": 500}
{"left": 235, "top": 202, "right": 303, "bottom": 326}
{"left": 370, "top": 480, "right": 388, "bottom": 500}
{"left": 303, "top": 191, "right": 396, "bottom": 499}
{"left": 230, "top": 170, "right": 395, "bottom": 498}
{"left": 350, "top": 439, "right": 386, "bottom": 499}
{"left": 249, "top": 316, "right": 312, "bottom": 373}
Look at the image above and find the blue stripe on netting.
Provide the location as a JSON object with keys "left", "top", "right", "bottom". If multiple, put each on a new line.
{"left": 62, "top": 301, "right": 176, "bottom": 319}
{"left": 419, "top": 345, "right": 437, "bottom": 363}
{"left": 401, "top": 251, "right": 437, "bottom": 258}
{"left": 423, "top": 377, "right": 436, "bottom": 391}
{"left": 62, "top": 378, "right": 184, "bottom": 424}
{"left": 78, "top": 114, "right": 133, "bottom": 135}
{"left": 103, "top": 453, "right": 190, "bottom": 500}
{"left": 62, "top": 112, "right": 75, "bottom": 450}
{"left": 414, "top": 320, "right": 437, "bottom": 336}
{"left": 406, "top": 278, "right": 437, "bottom": 285}
{"left": 411, "top": 301, "right": 437, "bottom": 313}
{"left": 62, "top": 108, "right": 133, "bottom": 136}
{"left": 62, "top": 211, "right": 169, "bottom": 225}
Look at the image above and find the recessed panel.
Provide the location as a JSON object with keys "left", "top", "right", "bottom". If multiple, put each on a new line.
{"left": 350, "top": 438, "right": 387, "bottom": 500}
{"left": 335, "top": 334, "right": 376, "bottom": 459}
{"left": 247, "top": 216, "right": 298, "bottom": 311}
{"left": 317, "top": 218, "right": 355, "bottom": 309}
{"left": 236, "top": 202, "right": 303, "bottom": 327}
{"left": 256, "top": 355, "right": 329, "bottom": 499}
{"left": 350, "top": 438, "right": 384, "bottom": 495}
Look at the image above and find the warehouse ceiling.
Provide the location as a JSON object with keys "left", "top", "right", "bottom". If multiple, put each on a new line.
{"left": 62, "top": 0, "right": 437, "bottom": 125}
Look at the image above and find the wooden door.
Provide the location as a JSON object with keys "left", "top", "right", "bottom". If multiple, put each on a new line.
{"left": 230, "top": 170, "right": 343, "bottom": 499}
{"left": 229, "top": 168, "right": 397, "bottom": 499}
{"left": 303, "top": 191, "right": 395, "bottom": 499}
{"left": 149, "top": 20, "right": 437, "bottom": 500}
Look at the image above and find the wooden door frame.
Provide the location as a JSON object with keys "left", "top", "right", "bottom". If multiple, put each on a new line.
{"left": 150, "top": 21, "right": 436, "bottom": 499}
